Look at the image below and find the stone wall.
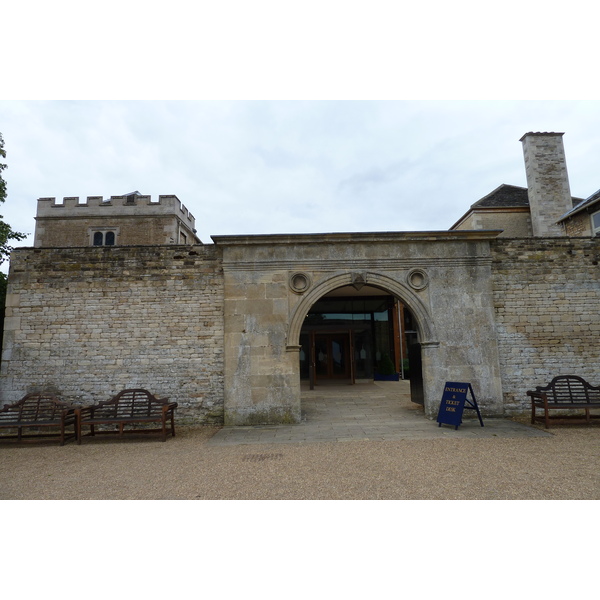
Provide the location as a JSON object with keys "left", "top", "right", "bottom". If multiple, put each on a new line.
{"left": 0, "top": 245, "right": 224, "bottom": 423}
{"left": 453, "top": 209, "right": 532, "bottom": 237}
{"left": 491, "top": 237, "right": 600, "bottom": 413}
{"left": 563, "top": 213, "right": 593, "bottom": 237}
{"left": 2, "top": 234, "right": 598, "bottom": 426}
{"left": 35, "top": 215, "right": 194, "bottom": 248}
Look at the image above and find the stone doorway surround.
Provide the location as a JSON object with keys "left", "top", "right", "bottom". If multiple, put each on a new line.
{"left": 212, "top": 230, "right": 504, "bottom": 426}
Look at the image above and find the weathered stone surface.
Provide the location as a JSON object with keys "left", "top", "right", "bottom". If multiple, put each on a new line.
{"left": 34, "top": 195, "right": 199, "bottom": 246}
{"left": 0, "top": 245, "right": 224, "bottom": 423}
{"left": 521, "top": 133, "right": 574, "bottom": 237}
{"left": 490, "top": 237, "right": 600, "bottom": 413}
{"left": 217, "top": 232, "right": 505, "bottom": 422}
{"left": 1, "top": 234, "right": 598, "bottom": 425}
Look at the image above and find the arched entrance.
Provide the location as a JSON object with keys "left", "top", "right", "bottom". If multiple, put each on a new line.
{"left": 218, "top": 231, "right": 503, "bottom": 426}
{"left": 288, "top": 272, "right": 438, "bottom": 409}
{"left": 298, "top": 285, "right": 417, "bottom": 386}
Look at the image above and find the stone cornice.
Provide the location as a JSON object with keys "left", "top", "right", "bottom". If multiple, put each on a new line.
{"left": 211, "top": 230, "right": 503, "bottom": 246}
{"left": 221, "top": 257, "right": 494, "bottom": 271}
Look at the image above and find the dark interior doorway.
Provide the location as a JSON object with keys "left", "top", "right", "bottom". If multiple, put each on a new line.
{"left": 299, "top": 285, "right": 417, "bottom": 388}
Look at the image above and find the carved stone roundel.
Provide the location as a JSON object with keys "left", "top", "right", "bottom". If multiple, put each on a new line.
{"left": 407, "top": 268, "right": 429, "bottom": 290}
{"left": 289, "top": 272, "right": 311, "bottom": 294}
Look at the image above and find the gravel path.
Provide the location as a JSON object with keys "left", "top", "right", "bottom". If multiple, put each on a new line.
{"left": 1, "top": 422, "right": 598, "bottom": 500}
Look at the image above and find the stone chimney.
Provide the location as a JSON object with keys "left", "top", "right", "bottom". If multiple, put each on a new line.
{"left": 520, "top": 132, "right": 573, "bottom": 236}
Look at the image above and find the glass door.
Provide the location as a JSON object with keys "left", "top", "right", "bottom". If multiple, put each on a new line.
{"left": 314, "top": 333, "right": 351, "bottom": 380}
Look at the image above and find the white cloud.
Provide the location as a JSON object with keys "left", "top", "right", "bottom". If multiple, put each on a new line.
{"left": 1, "top": 100, "right": 598, "bottom": 250}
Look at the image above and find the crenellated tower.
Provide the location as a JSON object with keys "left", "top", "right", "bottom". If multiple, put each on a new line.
{"left": 34, "top": 192, "right": 201, "bottom": 247}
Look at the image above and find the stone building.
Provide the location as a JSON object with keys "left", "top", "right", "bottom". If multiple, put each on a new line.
{"left": 1, "top": 132, "right": 598, "bottom": 425}
{"left": 34, "top": 192, "right": 200, "bottom": 247}
{"left": 451, "top": 183, "right": 537, "bottom": 237}
{"left": 451, "top": 132, "right": 600, "bottom": 238}
{"left": 558, "top": 189, "right": 600, "bottom": 237}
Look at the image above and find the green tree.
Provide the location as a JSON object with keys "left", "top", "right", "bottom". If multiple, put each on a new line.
{"left": 0, "top": 132, "right": 27, "bottom": 353}
{"left": 0, "top": 132, "right": 27, "bottom": 254}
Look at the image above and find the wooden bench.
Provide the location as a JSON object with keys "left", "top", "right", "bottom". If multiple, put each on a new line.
{"left": 0, "top": 393, "right": 78, "bottom": 445}
{"left": 77, "top": 389, "right": 177, "bottom": 443}
{"left": 527, "top": 375, "right": 600, "bottom": 428}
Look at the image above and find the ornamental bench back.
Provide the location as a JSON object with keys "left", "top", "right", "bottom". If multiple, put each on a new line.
{"left": 533, "top": 375, "right": 600, "bottom": 405}
{"left": 0, "top": 393, "right": 78, "bottom": 445}
{"left": 88, "top": 389, "right": 173, "bottom": 419}
{"left": 77, "top": 388, "right": 178, "bottom": 442}
{"left": 0, "top": 393, "right": 68, "bottom": 423}
{"left": 527, "top": 375, "right": 600, "bottom": 428}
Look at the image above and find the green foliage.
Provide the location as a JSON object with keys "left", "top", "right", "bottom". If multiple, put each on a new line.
{"left": 0, "top": 272, "right": 6, "bottom": 349}
{"left": 0, "top": 132, "right": 6, "bottom": 203}
{"left": 378, "top": 353, "right": 397, "bottom": 376}
{"left": 0, "top": 132, "right": 27, "bottom": 358}
{"left": 401, "top": 358, "right": 410, "bottom": 379}
{"left": 0, "top": 132, "right": 27, "bottom": 267}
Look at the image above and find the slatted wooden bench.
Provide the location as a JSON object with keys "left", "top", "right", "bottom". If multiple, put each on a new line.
{"left": 76, "top": 389, "right": 177, "bottom": 443}
{"left": 527, "top": 375, "right": 600, "bottom": 429}
{"left": 0, "top": 393, "right": 78, "bottom": 445}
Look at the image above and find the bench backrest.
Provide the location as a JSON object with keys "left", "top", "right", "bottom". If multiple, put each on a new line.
{"left": 0, "top": 393, "right": 72, "bottom": 423}
{"left": 92, "top": 389, "right": 172, "bottom": 418}
{"left": 535, "top": 376, "right": 600, "bottom": 405}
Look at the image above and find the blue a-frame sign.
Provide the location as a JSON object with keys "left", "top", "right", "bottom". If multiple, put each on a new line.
{"left": 436, "top": 382, "right": 484, "bottom": 430}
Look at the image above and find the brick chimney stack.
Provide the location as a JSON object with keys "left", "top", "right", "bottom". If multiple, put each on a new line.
{"left": 520, "top": 132, "right": 573, "bottom": 236}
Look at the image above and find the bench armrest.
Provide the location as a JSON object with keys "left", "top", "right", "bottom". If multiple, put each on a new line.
{"left": 527, "top": 390, "right": 548, "bottom": 405}
{"left": 77, "top": 406, "right": 95, "bottom": 418}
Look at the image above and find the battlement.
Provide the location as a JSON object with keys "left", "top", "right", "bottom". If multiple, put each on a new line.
{"left": 36, "top": 194, "right": 196, "bottom": 227}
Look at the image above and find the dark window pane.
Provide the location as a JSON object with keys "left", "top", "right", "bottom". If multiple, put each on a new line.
{"left": 105, "top": 231, "right": 115, "bottom": 245}
{"left": 93, "top": 232, "right": 103, "bottom": 246}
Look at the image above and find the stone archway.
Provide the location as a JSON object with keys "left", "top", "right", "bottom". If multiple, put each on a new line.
{"left": 217, "top": 231, "right": 504, "bottom": 425}
{"left": 288, "top": 271, "right": 438, "bottom": 347}
{"left": 287, "top": 271, "right": 440, "bottom": 416}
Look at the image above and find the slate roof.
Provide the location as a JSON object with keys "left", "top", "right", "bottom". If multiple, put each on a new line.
{"left": 558, "top": 188, "right": 600, "bottom": 221}
{"left": 469, "top": 184, "right": 585, "bottom": 211}
{"left": 450, "top": 183, "right": 588, "bottom": 230}
{"left": 469, "top": 184, "right": 530, "bottom": 209}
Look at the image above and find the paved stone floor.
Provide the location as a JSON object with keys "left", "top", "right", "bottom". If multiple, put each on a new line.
{"left": 208, "top": 380, "right": 550, "bottom": 446}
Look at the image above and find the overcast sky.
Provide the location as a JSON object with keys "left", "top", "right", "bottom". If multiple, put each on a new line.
{"left": 1, "top": 100, "right": 599, "bottom": 248}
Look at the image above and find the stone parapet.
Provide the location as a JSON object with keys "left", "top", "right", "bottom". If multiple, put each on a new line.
{"left": 36, "top": 194, "right": 196, "bottom": 228}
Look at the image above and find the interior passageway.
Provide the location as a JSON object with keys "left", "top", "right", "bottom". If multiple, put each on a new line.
{"left": 300, "top": 380, "right": 423, "bottom": 427}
